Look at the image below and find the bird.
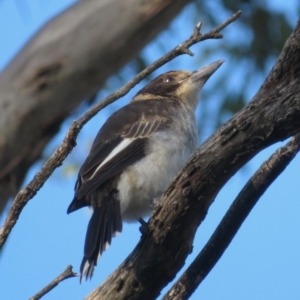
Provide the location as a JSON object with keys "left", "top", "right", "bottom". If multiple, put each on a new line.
{"left": 67, "top": 60, "right": 224, "bottom": 281}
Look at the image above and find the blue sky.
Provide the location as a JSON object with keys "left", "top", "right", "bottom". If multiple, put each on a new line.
{"left": 0, "top": 1, "right": 299, "bottom": 299}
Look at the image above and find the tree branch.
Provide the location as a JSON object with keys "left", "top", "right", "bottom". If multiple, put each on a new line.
{"left": 86, "top": 20, "right": 300, "bottom": 300}
{"left": 29, "top": 265, "right": 78, "bottom": 300}
{"left": 0, "top": 11, "right": 242, "bottom": 251}
{"left": 162, "top": 132, "right": 300, "bottom": 300}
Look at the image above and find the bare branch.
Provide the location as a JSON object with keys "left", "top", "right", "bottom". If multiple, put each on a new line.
{"left": 29, "top": 265, "right": 78, "bottom": 300}
{"left": 0, "top": 11, "right": 242, "bottom": 250}
{"left": 175, "top": 10, "right": 241, "bottom": 56}
{"left": 162, "top": 133, "right": 300, "bottom": 300}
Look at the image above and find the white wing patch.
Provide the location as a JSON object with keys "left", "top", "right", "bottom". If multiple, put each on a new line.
{"left": 87, "top": 138, "right": 133, "bottom": 180}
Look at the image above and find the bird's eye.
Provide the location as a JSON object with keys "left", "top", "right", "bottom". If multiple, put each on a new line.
{"left": 164, "top": 76, "right": 175, "bottom": 83}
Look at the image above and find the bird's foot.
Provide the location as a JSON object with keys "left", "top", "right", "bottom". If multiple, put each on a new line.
{"left": 138, "top": 217, "right": 149, "bottom": 235}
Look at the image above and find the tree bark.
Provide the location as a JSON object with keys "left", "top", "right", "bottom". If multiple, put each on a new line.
{"left": 85, "top": 20, "right": 300, "bottom": 300}
{"left": 162, "top": 133, "right": 300, "bottom": 299}
{"left": 0, "top": 0, "right": 191, "bottom": 213}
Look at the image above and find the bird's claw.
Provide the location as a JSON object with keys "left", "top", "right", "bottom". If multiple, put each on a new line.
{"left": 138, "top": 217, "right": 149, "bottom": 235}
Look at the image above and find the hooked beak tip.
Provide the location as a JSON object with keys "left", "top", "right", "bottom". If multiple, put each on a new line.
{"left": 191, "top": 59, "right": 224, "bottom": 83}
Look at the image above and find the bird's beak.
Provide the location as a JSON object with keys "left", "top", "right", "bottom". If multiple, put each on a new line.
{"left": 191, "top": 59, "right": 224, "bottom": 83}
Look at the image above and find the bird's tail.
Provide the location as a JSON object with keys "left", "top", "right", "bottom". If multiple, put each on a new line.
{"left": 80, "top": 192, "right": 122, "bottom": 282}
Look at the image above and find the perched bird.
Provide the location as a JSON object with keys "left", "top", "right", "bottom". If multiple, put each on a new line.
{"left": 67, "top": 60, "right": 224, "bottom": 281}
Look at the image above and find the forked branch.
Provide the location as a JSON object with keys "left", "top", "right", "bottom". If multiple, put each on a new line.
{"left": 163, "top": 133, "right": 300, "bottom": 300}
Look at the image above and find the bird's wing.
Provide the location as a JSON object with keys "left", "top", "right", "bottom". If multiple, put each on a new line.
{"left": 74, "top": 100, "right": 171, "bottom": 201}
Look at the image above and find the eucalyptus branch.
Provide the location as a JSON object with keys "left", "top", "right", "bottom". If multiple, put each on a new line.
{"left": 29, "top": 265, "right": 77, "bottom": 300}
{"left": 162, "top": 133, "right": 300, "bottom": 300}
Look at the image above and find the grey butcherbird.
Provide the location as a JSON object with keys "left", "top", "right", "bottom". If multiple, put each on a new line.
{"left": 67, "top": 60, "right": 224, "bottom": 281}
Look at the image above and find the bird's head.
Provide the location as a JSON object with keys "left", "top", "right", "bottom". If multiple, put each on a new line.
{"left": 133, "top": 60, "right": 224, "bottom": 110}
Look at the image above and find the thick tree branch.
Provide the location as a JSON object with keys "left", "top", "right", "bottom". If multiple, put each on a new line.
{"left": 29, "top": 265, "right": 78, "bottom": 300}
{"left": 0, "top": 0, "right": 192, "bottom": 214}
{"left": 86, "top": 20, "right": 300, "bottom": 300}
{"left": 0, "top": 11, "right": 241, "bottom": 251}
{"left": 162, "top": 132, "right": 300, "bottom": 300}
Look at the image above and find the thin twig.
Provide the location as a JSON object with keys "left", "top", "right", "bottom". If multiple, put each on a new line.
{"left": 162, "top": 133, "right": 300, "bottom": 300}
{"left": 0, "top": 11, "right": 242, "bottom": 249}
{"left": 29, "top": 265, "right": 78, "bottom": 300}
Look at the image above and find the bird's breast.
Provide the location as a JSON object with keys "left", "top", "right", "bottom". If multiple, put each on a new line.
{"left": 118, "top": 111, "right": 198, "bottom": 222}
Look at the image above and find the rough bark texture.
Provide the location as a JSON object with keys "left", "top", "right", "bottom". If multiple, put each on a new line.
{"left": 85, "top": 21, "right": 300, "bottom": 300}
{"left": 163, "top": 133, "right": 300, "bottom": 300}
{"left": 0, "top": 0, "right": 191, "bottom": 213}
